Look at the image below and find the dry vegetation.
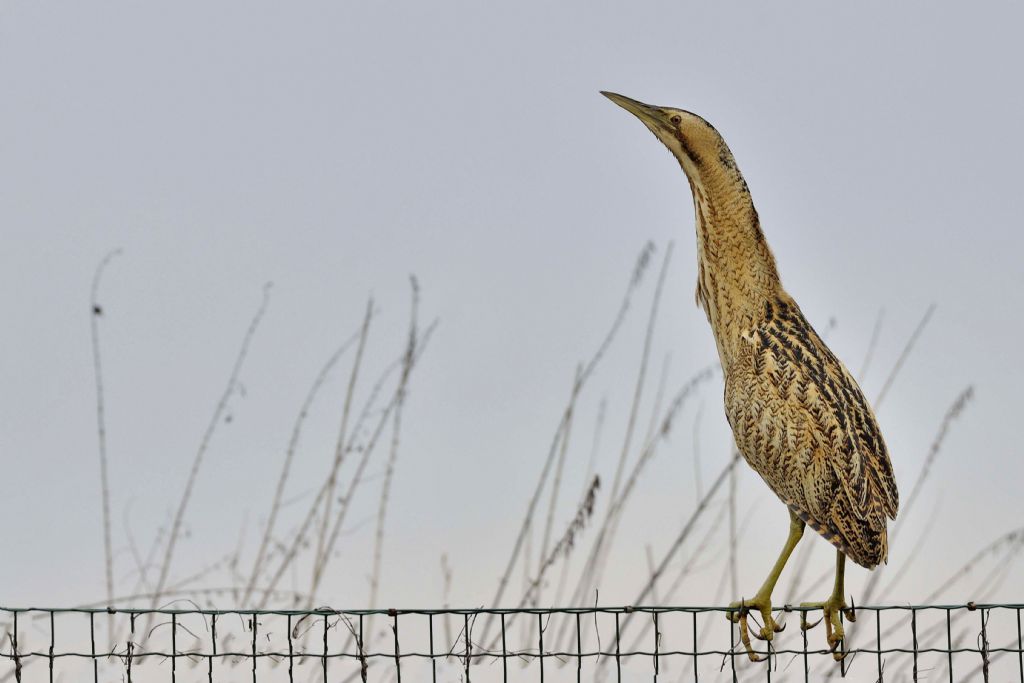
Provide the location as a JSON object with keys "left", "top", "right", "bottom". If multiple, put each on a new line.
{"left": 2, "top": 242, "right": 1015, "bottom": 682}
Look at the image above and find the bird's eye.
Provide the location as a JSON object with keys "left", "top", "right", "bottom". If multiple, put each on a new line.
{"left": 670, "top": 115, "right": 682, "bottom": 124}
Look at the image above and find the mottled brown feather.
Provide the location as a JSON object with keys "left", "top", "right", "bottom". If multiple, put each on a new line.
{"left": 664, "top": 109, "right": 899, "bottom": 570}
{"left": 724, "top": 293, "right": 898, "bottom": 568}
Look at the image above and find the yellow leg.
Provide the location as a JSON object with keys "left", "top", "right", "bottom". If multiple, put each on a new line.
{"left": 728, "top": 509, "right": 805, "bottom": 661}
{"left": 800, "top": 549, "right": 857, "bottom": 660}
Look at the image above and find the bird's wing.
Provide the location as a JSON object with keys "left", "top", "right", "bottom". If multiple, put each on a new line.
{"left": 725, "top": 295, "right": 898, "bottom": 564}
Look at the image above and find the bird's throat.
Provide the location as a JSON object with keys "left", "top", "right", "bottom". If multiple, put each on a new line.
{"left": 690, "top": 171, "right": 781, "bottom": 362}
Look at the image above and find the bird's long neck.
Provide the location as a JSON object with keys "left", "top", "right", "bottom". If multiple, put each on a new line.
{"left": 689, "top": 159, "right": 781, "bottom": 365}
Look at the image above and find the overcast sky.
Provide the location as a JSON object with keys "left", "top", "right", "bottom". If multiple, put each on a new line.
{"left": 2, "top": 0, "right": 1022, "bottom": 629}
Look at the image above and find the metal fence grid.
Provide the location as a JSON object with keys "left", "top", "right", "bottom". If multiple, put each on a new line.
{"left": 2, "top": 604, "right": 1022, "bottom": 682}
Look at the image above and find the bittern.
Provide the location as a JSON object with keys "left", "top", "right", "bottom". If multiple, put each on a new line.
{"left": 602, "top": 92, "right": 899, "bottom": 661}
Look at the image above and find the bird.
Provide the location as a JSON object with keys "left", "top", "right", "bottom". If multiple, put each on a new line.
{"left": 601, "top": 91, "right": 899, "bottom": 662}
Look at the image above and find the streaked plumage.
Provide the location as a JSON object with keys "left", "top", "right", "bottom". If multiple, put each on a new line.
{"left": 603, "top": 91, "right": 899, "bottom": 660}
{"left": 725, "top": 292, "right": 898, "bottom": 568}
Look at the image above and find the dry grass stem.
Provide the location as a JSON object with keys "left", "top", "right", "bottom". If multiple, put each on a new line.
{"left": 485, "top": 358, "right": 570, "bottom": 621}
{"left": 874, "top": 304, "right": 935, "bottom": 410}
{"left": 628, "top": 501, "right": 729, "bottom": 659}
{"left": 150, "top": 283, "right": 272, "bottom": 612}
{"left": 250, "top": 320, "right": 435, "bottom": 608}
{"left": 484, "top": 243, "right": 657, "bottom": 634}
{"left": 309, "top": 320, "right": 437, "bottom": 604}
{"left": 89, "top": 248, "right": 122, "bottom": 609}
{"left": 644, "top": 354, "right": 672, "bottom": 449}
{"left": 548, "top": 398, "right": 609, "bottom": 608}
{"left": 841, "top": 527, "right": 1024, "bottom": 683}
{"left": 922, "top": 527, "right": 1024, "bottom": 605}
{"left": 729, "top": 446, "right": 738, "bottom": 600}
{"left": 440, "top": 554, "right": 453, "bottom": 649}
{"left": 890, "top": 385, "right": 973, "bottom": 542}
{"left": 709, "top": 500, "right": 759, "bottom": 630}
{"left": 581, "top": 398, "right": 607, "bottom": 499}
{"left": 692, "top": 402, "right": 704, "bottom": 501}
{"left": 314, "top": 299, "right": 374, "bottom": 579}
{"left": 242, "top": 328, "right": 363, "bottom": 605}
{"left": 860, "top": 385, "right": 974, "bottom": 605}
{"left": 645, "top": 544, "right": 659, "bottom": 604}
{"left": 566, "top": 365, "right": 714, "bottom": 612}
{"left": 635, "top": 452, "right": 739, "bottom": 607}
{"left": 573, "top": 245, "right": 676, "bottom": 599}
{"left": 602, "top": 452, "right": 740, "bottom": 652}
{"left": 666, "top": 502, "right": 729, "bottom": 602}
{"left": 607, "top": 243, "right": 674, "bottom": 513}
{"left": 538, "top": 364, "right": 583, "bottom": 599}
{"left": 369, "top": 277, "right": 420, "bottom": 611}
{"left": 857, "top": 308, "right": 885, "bottom": 379}
{"left": 876, "top": 496, "right": 942, "bottom": 602}
{"left": 253, "top": 324, "right": 428, "bottom": 609}
{"left": 122, "top": 503, "right": 151, "bottom": 593}
{"left": 510, "top": 475, "right": 601, "bottom": 613}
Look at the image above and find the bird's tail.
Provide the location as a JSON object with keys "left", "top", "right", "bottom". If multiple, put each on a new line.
{"left": 790, "top": 504, "right": 887, "bottom": 569}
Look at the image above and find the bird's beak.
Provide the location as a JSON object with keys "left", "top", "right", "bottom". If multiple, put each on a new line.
{"left": 601, "top": 91, "right": 668, "bottom": 130}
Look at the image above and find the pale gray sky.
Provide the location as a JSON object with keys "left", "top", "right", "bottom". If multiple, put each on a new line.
{"left": 2, "top": 0, "right": 1021, "bottom": 623}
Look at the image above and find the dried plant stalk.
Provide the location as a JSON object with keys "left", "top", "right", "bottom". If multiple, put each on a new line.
{"left": 89, "top": 248, "right": 122, "bottom": 609}
{"left": 151, "top": 283, "right": 272, "bottom": 611}
{"left": 242, "top": 329, "right": 361, "bottom": 605}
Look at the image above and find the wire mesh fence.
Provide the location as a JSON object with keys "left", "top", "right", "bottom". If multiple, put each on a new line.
{"left": 2, "top": 604, "right": 1022, "bottom": 682}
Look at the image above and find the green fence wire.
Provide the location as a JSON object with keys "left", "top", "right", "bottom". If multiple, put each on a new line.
{"left": 2, "top": 604, "right": 1021, "bottom": 682}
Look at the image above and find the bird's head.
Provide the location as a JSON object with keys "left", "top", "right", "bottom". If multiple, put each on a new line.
{"left": 601, "top": 91, "right": 731, "bottom": 184}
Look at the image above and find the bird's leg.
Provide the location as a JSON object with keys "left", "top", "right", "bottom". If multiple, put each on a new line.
{"left": 728, "top": 510, "right": 805, "bottom": 661}
{"left": 800, "top": 549, "right": 855, "bottom": 660}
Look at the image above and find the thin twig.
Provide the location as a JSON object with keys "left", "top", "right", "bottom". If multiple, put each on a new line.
{"left": 857, "top": 308, "right": 885, "bottom": 380}
{"left": 854, "top": 526, "right": 1024, "bottom": 683}
{"left": 553, "top": 397, "right": 607, "bottom": 609}
{"left": 645, "top": 544, "right": 659, "bottom": 604}
{"left": 242, "top": 329, "right": 362, "bottom": 605}
{"left": 256, "top": 322, "right": 436, "bottom": 609}
{"left": 582, "top": 397, "right": 607, "bottom": 502}
{"left": 692, "top": 402, "right": 704, "bottom": 502}
{"left": 622, "top": 454, "right": 741, "bottom": 633}
{"left": 728, "top": 447, "right": 738, "bottom": 601}
{"left": 229, "top": 512, "right": 249, "bottom": 586}
{"left": 892, "top": 386, "right": 973, "bottom": 543}
{"left": 860, "top": 385, "right": 974, "bottom": 605}
{"left": 483, "top": 243, "right": 656, "bottom": 637}
{"left": 922, "top": 527, "right": 1024, "bottom": 605}
{"left": 874, "top": 304, "right": 935, "bottom": 410}
{"left": 314, "top": 299, "right": 374, "bottom": 580}
{"left": 537, "top": 364, "right": 583, "bottom": 600}
{"left": 309, "top": 321, "right": 437, "bottom": 604}
{"left": 565, "top": 448, "right": 737, "bottom": 655}
{"left": 89, "top": 248, "right": 122, "bottom": 609}
{"left": 643, "top": 354, "right": 672, "bottom": 460}
{"left": 876, "top": 495, "right": 942, "bottom": 602}
{"left": 369, "top": 278, "right": 420, "bottom": 611}
{"left": 441, "top": 554, "right": 453, "bottom": 649}
{"left": 122, "top": 502, "right": 151, "bottom": 593}
{"left": 151, "top": 283, "right": 272, "bottom": 611}
{"left": 500, "top": 476, "right": 601, "bottom": 619}
{"left": 565, "top": 365, "right": 714, "bottom": 612}
{"left": 672, "top": 506, "right": 734, "bottom": 680}
{"left": 608, "top": 243, "right": 673, "bottom": 518}
{"left": 573, "top": 244, "right": 675, "bottom": 599}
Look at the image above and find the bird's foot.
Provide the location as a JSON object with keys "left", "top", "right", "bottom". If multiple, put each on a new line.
{"left": 799, "top": 595, "right": 856, "bottom": 661}
{"left": 727, "top": 594, "right": 784, "bottom": 662}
